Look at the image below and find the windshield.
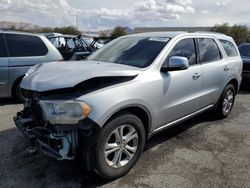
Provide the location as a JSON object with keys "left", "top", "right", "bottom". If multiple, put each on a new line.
{"left": 239, "top": 44, "right": 250, "bottom": 57}
{"left": 88, "top": 36, "right": 170, "bottom": 68}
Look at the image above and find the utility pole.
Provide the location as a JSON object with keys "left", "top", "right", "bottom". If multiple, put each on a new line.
{"left": 75, "top": 15, "right": 78, "bottom": 30}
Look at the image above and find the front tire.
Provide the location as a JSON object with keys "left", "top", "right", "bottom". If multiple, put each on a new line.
{"left": 93, "top": 112, "right": 145, "bottom": 179}
{"left": 215, "top": 84, "right": 236, "bottom": 118}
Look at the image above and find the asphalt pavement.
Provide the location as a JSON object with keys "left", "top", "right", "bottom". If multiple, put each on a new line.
{"left": 1, "top": 85, "right": 250, "bottom": 188}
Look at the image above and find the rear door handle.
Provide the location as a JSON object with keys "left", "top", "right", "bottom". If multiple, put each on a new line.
{"left": 193, "top": 73, "right": 201, "bottom": 79}
{"left": 224, "top": 66, "right": 229, "bottom": 71}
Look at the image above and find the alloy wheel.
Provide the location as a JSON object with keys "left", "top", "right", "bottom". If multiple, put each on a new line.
{"left": 222, "top": 89, "right": 234, "bottom": 114}
{"left": 104, "top": 124, "right": 139, "bottom": 168}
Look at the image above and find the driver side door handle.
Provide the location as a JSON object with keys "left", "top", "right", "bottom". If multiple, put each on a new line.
{"left": 224, "top": 66, "right": 229, "bottom": 71}
{"left": 193, "top": 73, "right": 201, "bottom": 79}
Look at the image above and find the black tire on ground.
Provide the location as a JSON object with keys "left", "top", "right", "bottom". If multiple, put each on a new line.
{"left": 92, "top": 112, "right": 145, "bottom": 179}
{"left": 215, "top": 84, "right": 236, "bottom": 118}
{"left": 13, "top": 80, "right": 25, "bottom": 103}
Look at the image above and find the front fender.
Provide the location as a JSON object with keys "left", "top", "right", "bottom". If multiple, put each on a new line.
{"left": 79, "top": 97, "right": 155, "bottom": 128}
{"left": 76, "top": 74, "right": 162, "bottom": 130}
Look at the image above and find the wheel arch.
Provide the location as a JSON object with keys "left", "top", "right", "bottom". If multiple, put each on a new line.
{"left": 11, "top": 75, "right": 25, "bottom": 97}
{"left": 103, "top": 104, "right": 152, "bottom": 139}
{"left": 215, "top": 77, "right": 239, "bottom": 109}
{"left": 226, "top": 78, "right": 239, "bottom": 94}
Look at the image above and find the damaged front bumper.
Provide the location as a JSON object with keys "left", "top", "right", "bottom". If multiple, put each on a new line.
{"left": 14, "top": 114, "right": 78, "bottom": 160}
{"left": 13, "top": 100, "right": 95, "bottom": 160}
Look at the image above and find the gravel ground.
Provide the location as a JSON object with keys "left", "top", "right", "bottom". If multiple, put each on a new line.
{"left": 1, "top": 86, "right": 250, "bottom": 188}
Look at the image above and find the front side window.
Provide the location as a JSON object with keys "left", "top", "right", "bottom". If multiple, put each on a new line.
{"left": 5, "top": 34, "right": 48, "bottom": 57}
{"left": 88, "top": 36, "right": 170, "bottom": 68}
{"left": 0, "top": 33, "right": 8, "bottom": 57}
{"left": 198, "top": 38, "right": 221, "bottom": 63}
{"left": 168, "top": 38, "right": 197, "bottom": 66}
{"left": 219, "top": 39, "right": 238, "bottom": 57}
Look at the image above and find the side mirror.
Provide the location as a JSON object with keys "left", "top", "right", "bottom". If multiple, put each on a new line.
{"left": 161, "top": 56, "right": 189, "bottom": 72}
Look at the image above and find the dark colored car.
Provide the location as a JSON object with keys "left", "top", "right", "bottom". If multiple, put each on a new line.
{"left": 239, "top": 43, "right": 250, "bottom": 79}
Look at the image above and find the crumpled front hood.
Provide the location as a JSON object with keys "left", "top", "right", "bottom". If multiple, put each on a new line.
{"left": 21, "top": 61, "right": 141, "bottom": 92}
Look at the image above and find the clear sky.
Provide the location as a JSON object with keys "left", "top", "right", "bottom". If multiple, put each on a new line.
{"left": 0, "top": 0, "right": 250, "bottom": 30}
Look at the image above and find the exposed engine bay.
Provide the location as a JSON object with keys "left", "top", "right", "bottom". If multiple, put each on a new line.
{"left": 14, "top": 96, "right": 100, "bottom": 160}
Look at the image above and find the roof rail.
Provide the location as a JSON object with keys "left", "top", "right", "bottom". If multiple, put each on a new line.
{"left": 194, "top": 31, "right": 226, "bottom": 35}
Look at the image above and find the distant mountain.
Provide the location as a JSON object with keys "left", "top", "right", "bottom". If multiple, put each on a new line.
{"left": 124, "top": 26, "right": 134, "bottom": 34}
{"left": 0, "top": 21, "right": 41, "bottom": 30}
{"left": 0, "top": 21, "right": 135, "bottom": 36}
{"left": 82, "top": 29, "right": 112, "bottom": 38}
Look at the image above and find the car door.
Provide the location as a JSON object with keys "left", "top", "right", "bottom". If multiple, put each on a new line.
{"left": 158, "top": 38, "right": 203, "bottom": 127}
{"left": 0, "top": 33, "right": 9, "bottom": 98}
{"left": 197, "top": 37, "right": 228, "bottom": 107}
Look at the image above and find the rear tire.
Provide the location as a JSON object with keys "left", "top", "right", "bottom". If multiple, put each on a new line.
{"left": 215, "top": 84, "right": 235, "bottom": 118}
{"left": 92, "top": 112, "right": 145, "bottom": 179}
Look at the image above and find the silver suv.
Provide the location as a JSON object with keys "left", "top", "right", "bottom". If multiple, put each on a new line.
{"left": 14, "top": 32, "right": 242, "bottom": 179}
{"left": 0, "top": 31, "right": 62, "bottom": 101}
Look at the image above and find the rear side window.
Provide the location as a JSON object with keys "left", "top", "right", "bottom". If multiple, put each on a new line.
{"left": 5, "top": 34, "right": 48, "bottom": 57}
{"left": 198, "top": 38, "right": 221, "bottom": 63}
{"left": 219, "top": 39, "right": 238, "bottom": 57}
{"left": 168, "top": 38, "right": 197, "bottom": 66}
{"left": 0, "top": 33, "right": 8, "bottom": 57}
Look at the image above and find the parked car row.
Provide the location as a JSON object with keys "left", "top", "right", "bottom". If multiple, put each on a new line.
{"left": 0, "top": 31, "right": 111, "bottom": 102}
{"left": 43, "top": 33, "right": 109, "bottom": 61}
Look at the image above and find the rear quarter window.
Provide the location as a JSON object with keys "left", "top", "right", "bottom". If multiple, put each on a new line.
{"left": 5, "top": 34, "right": 48, "bottom": 57}
{"left": 219, "top": 39, "right": 238, "bottom": 57}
